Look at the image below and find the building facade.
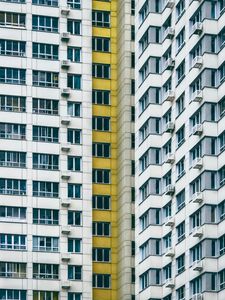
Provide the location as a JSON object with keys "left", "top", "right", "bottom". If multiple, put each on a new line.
{"left": 0, "top": 0, "right": 135, "bottom": 300}
{"left": 135, "top": 0, "right": 225, "bottom": 300}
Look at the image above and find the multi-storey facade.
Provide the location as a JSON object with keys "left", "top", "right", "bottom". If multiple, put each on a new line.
{"left": 0, "top": 0, "right": 135, "bottom": 300}
{"left": 135, "top": 0, "right": 225, "bottom": 300}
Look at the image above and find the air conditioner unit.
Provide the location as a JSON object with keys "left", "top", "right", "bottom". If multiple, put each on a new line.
{"left": 61, "top": 88, "right": 71, "bottom": 97}
{"left": 61, "top": 171, "right": 71, "bottom": 180}
{"left": 164, "top": 90, "right": 175, "bottom": 102}
{"left": 165, "top": 122, "right": 175, "bottom": 133}
{"left": 164, "top": 27, "right": 175, "bottom": 39}
{"left": 61, "top": 253, "right": 71, "bottom": 262}
{"left": 193, "top": 260, "right": 203, "bottom": 272}
{"left": 61, "top": 6, "right": 70, "bottom": 15}
{"left": 165, "top": 58, "right": 175, "bottom": 71}
{"left": 61, "top": 32, "right": 70, "bottom": 41}
{"left": 192, "top": 56, "right": 203, "bottom": 69}
{"left": 165, "top": 216, "right": 175, "bottom": 227}
{"left": 61, "top": 60, "right": 71, "bottom": 69}
{"left": 193, "top": 157, "right": 203, "bottom": 169}
{"left": 192, "top": 192, "right": 203, "bottom": 204}
{"left": 165, "top": 247, "right": 175, "bottom": 257}
{"left": 192, "top": 90, "right": 203, "bottom": 102}
{"left": 61, "top": 198, "right": 72, "bottom": 207}
{"left": 165, "top": 153, "right": 175, "bottom": 164}
{"left": 165, "top": 184, "right": 175, "bottom": 195}
{"left": 193, "top": 22, "right": 203, "bottom": 35}
{"left": 165, "top": 278, "right": 175, "bottom": 288}
{"left": 61, "top": 143, "right": 71, "bottom": 152}
{"left": 191, "top": 293, "right": 203, "bottom": 300}
{"left": 61, "top": 116, "right": 70, "bottom": 125}
{"left": 61, "top": 281, "right": 71, "bottom": 289}
{"left": 165, "top": 0, "right": 175, "bottom": 9}
{"left": 61, "top": 226, "right": 71, "bottom": 235}
{"left": 193, "top": 227, "right": 203, "bottom": 238}
{"left": 192, "top": 124, "right": 203, "bottom": 136}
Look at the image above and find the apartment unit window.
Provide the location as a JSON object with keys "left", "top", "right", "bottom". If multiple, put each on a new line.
{"left": 177, "top": 157, "right": 185, "bottom": 179}
{"left": 140, "top": 271, "right": 149, "bottom": 290}
{"left": 33, "top": 263, "right": 58, "bottom": 279}
{"left": 0, "top": 12, "right": 25, "bottom": 27}
{"left": 33, "top": 208, "right": 59, "bottom": 225}
{"left": 33, "top": 236, "right": 58, "bottom": 252}
{"left": 33, "top": 71, "right": 58, "bottom": 87}
{"left": 0, "top": 290, "right": 26, "bottom": 300}
{"left": 191, "top": 243, "right": 202, "bottom": 263}
{"left": 140, "top": 150, "right": 149, "bottom": 172}
{"left": 0, "top": 206, "right": 26, "bottom": 220}
{"left": 177, "top": 222, "right": 185, "bottom": 243}
{"left": 67, "top": 20, "right": 81, "bottom": 35}
{"left": 176, "top": 285, "right": 185, "bottom": 300}
{"left": 220, "top": 235, "right": 225, "bottom": 255}
{"left": 67, "top": 129, "right": 81, "bottom": 144}
{"left": 176, "top": 254, "right": 185, "bottom": 274}
{"left": 163, "top": 233, "right": 171, "bottom": 250}
{"left": 33, "top": 181, "right": 59, "bottom": 198}
{"left": 93, "top": 248, "right": 110, "bottom": 262}
{"left": 0, "top": 179, "right": 26, "bottom": 195}
{"left": 92, "top": 195, "right": 110, "bottom": 210}
{"left": 131, "top": 0, "right": 135, "bottom": 15}
{"left": 67, "top": 102, "right": 81, "bottom": 117}
{"left": 92, "top": 90, "right": 110, "bottom": 105}
{"left": 131, "top": 133, "right": 135, "bottom": 149}
{"left": 140, "top": 59, "right": 149, "bottom": 83}
{"left": 176, "top": 189, "right": 185, "bottom": 211}
{"left": 176, "top": 126, "right": 185, "bottom": 147}
{"left": 92, "top": 116, "right": 110, "bottom": 131}
{"left": 0, "top": 123, "right": 26, "bottom": 140}
{"left": 0, "top": 67, "right": 25, "bottom": 85}
{"left": 139, "top": 0, "right": 149, "bottom": 24}
{"left": 131, "top": 187, "right": 135, "bottom": 202}
{"left": 219, "top": 200, "right": 225, "bottom": 221}
{"left": 92, "top": 143, "right": 110, "bottom": 158}
{"left": 33, "top": 126, "right": 58, "bottom": 143}
{"left": 0, "top": 95, "right": 25, "bottom": 112}
{"left": 68, "top": 238, "right": 81, "bottom": 253}
{"left": 131, "top": 241, "right": 135, "bottom": 256}
{"left": 219, "top": 97, "right": 225, "bottom": 117}
{"left": 190, "top": 210, "right": 201, "bottom": 230}
{"left": 67, "top": 47, "right": 81, "bottom": 62}
{"left": 68, "top": 265, "right": 82, "bottom": 280}
{"left": 191, "top": 277, "right": 202, "bottom": 295}
{"left": 32, "top": 43, "right": 58, "bottom": 60}
{"left": 93, "top": 169, "right": 110, "bottom": 184}
{"left": 33, "top": 153, "right": 58, "bottom": 170}
{"left": 67, "top": 74, "right": 81, "bottom": 89}
{"left": 176, "top": 28, "right": 185, "bottom": 53}
{"left": 0, "top": 151, "right": 26, "bottom": 168}
{"left": 68, "top": 156, "right": 81, "bottom": 171}
{"left": 92, "top": 37, "right": 110, "bottom": 52}
{"left": 131, "top": 25, "right": 135, "bottom": 41}
{"left": 68, "top": 211, "right": 82, "bottom": 226}
{"left": 67, "top": 0, "right": 81, "bottom": 9}
{"left": 0, "top": 40, "right": 25, "bottom": 57}
{"left": 92, "top": 222, "right": 110, "bottom": 236}
{"left": 163, "top": 263, "right": 171, "bottom": 281}
{"left": 140, "top": 211, "right": 149, "bottom": 231}
{"left": 32, "top": 15, "right": 58, "bottom": 32}
{"left": 0, "top": 234, "right": 26, "bottom": 250}
{"left": 176, "top": 60, "right": 185, "bottom": 84}
{"left": 68, "top": 184, "right": 82, "bottom": 198}
{"left": 33, "top": 291, "right": 58, "bottom": 300}
{"left": 32, "top": 98, "right": 58, "bottom": 115}
{"left": 139, "top": 119, "right": 149, "bottom": 142}
{"left": 140, "top": 240, "right": 150, "bottom": 260}
{"left": 0, "top": 262, "right": 26, "bottom": 278}
{"left": 219, "top": 131, "right": 225, "bottom": 152}
{"left": 32, "top": 0, "right": 58, "bottom": 5}
{"left": 92, "top": 10, "right": 110, "bottom": 28}
{"left": 176, "top": 0, "right": 185, "bottom": 20}
{"left": 131, "top": 79, "right": 135, "bottom": 95}
{"left": 68, "top": 293, "right": 82, "bottom": 300}
{"left": 92, "top": 63, "right": 110, "bottom": 79}
{"left": 139, "top": 29, "right": 149, "bottom": 53}
{"left": 93, "top": 274, "right": 111, "bottom": 288}
{"left": 190, "top": 176, "right": 201, "bottom": 195}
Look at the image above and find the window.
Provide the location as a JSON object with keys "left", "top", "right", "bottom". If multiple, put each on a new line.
{"left": 0, "top": 151, "right": 26, "bottom": 168}
{"left": 131, "top": 79, "right": 135, "bottom": 95}
{"left": 140, "top": 270, "right": 149, "bottom": 290}
{"left": 0, "top": 40, "right": 25, "bottom": 57}
{"left": 93, "top": 116, "right": 110, "bottom": 131}
{"left": 0, "top": 12, "right": 25, "bottom": 27}
{"left": 131, "top": 25, "right": 135, "bottom": 41}
{"left": 139, "top": 0, "right": 150, "bottom": 24}
{"left": 92, "top": 10, "right": 110, "bottom": 28}
{"left": 92, "top": 90, "right": 110, "bottom": 105}
{"left": 131, "top": 187, "right": 135, "bottom": 202}
{"left": 219, "top": 200, "right": 225, "bottom": 221}
{"left": 33, "top": 71, "right": 58, "bottom": 87}
{"left": 0, "top": 206, "right": 26, "bottom": 220}
{"left": 68, "top": 184, "right": 82, "bottom": 198}
{"left": 0, "top": 95, "right": 25, "bottom": 112}
{"left": 131, "top": 52, "right": 135, "bottom": 68}
{"left": 67, "top": 0, "right": 81, "bottom": 9}
{"left": 33, "top": 208, "right": 59, "bottom": 225}
{"left": 190, "top": 210, "right": 201, "bottom": 230}
{"left": 219, "top": 166, "right": 225, "bottom": 186}
{"left": 176, "top": 157, "right": 185, "bottom": 179}
{"left": 191, "top": 243, "right": 202, "bottom": 263}
{"left": 33, "top": 126, "right": 58, "bottom": 143}
{"left": 33, "top": 263, "right": 58, "bottom": 279}
{"left": 93, "top": 248, "right": 110, "bottom": 262}
{"left": 163, "top": 233, "right": 171, "bottom": 250}
{"left": 176, "top": 60, "right": 185, "bottom": 84}
{"left": 67, "top": 47, "right": 81, "bottom": 62}
{"left": 92, "top": 195, "right": 110, "bottom": 210}
{"left": 163, "top": 263, "right": 171, "bottom": 281}
{"left": 92, "top": 37, "right": 110, "bottom": 52}
{"left": 140, "top": 211, "right": 149, "bottom": 231}
{"left": 0, "top": 179, "right": 26, "bottom": 195}
{"left": 131, "top": 241, "right": 135, "bottom": 256}
{"left": 33, "top": 153, "right": 58, "bottom": 170}
{"left": 67, "top": 74, "right": 81, "bottom": 89}
{"left": 33, "top": 291, "right": 58, "bottom": 300}
{"left": 191, "top": 276, "right": 202, "bottom": 295}
{"left": 93, "top": 274, "right": 111, "bottom": 288}
{"left": 92, "top": 143, "right": 110, "bottom": 158}
{"left": 176, "top": 0, "right": 185, "bottom": 20}
{"left": 177, "top": 222, "right": 185, "bottom": 243}
{"left": 67, "top": 102, "right": 81, "bottom": 117}
{"left": 67, "top": 129, "right": 81, "bottom": 144}
{"left": 68, "top": 293, "right": 82, "bottom": 300}
{"left": 131, "top": 0, "right": 135, "bottom": 15}
{"left": 219, "top": 234, "right": 225, "bottom": 255}
{"left": 68, "top": 238, "right": 81, "bottom": 253}
{"left": 32, "top": 43, "right": 58, "bottom": 60}
{"left": 33, "top": 0, "right": 58, "bottom": 6}
{"left": 131, "top": 214, "right": 135, "bottom": 229}
{"left": 131, "top": 160, "right": 135, "bottom": 176}
{"left": 176, "top": 126, "right": 185, "bottom": 147}
{"left": 32, "top": 15, "right": 58, "bottom": 32}
{"left": 93, "top": 169, "right": 110, "bottom": 184}
{"left": 0, "top": 234, "right": 26, "bottom": 250}
{"left": 131, "top": 133, "right": 135, "bottom": 149}
{"left": 68, "top": 156, "right": 81, "bottom": 172}
{"left": 176, "top": 254, "right": 185, "bottom": 274}
{"left": 92, "top": 222, "right": 110, "bottom": 236}
{"left": 176, "top": 28, "right": 185, "bottom": 52}
{"left": 67, "top": 20, "right": 81, "bottom": 35}
{"left": 176, "top": 189, "right": 185, "bottom": 211}
{"left": 0, "top": 262, "right": 26, "bottom": 278}
{"left": 33, "top": 236, "right": 58, "bottom": 252}
{"left": 0, "top": 123, "right": 26, "bottom": 140}
{"left": 0, "top": 67, "right": 26, "bottom": 85}
{"left": 68, "top": 211, "right": 82, "bottom": 226}
{"left": 219, "top": 131, "right": 225, "bottom": 152}
{"left": 68, "top": 265, "right": 82, "bottom": 280}
{"left": 176, "top": 285, "right": 185, "bottom": 300}
{"left": 32, "top": 98, "right": 58, "bottom": 115}
{"left": 92, "top": 64, "right": 110, "bottom": 79}
{"left": 0, "top": 289, "right": 26, "bottom": 300}
{"left": 131, "top": 268, "right": 135, "bottom": 283}
{"left": 33, "top": 181, "right": 59, "bottom": 198}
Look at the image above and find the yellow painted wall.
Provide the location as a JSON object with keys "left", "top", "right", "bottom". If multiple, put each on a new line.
{"left": 92, "top": 0, "right": 118, "bottom": 300}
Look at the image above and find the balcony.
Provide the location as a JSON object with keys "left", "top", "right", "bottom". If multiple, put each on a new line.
{"left": 192, "top": 124, "right": 203, "bottom": 136}
{"left": 192, "top": 192, "right": 203, "bottom": 204}
{"left": 192, "top": 22, "right": 203, "bottom": 35}
{"left": 165, "top": 184, "right": 175, "bottom": 196}
{"left": 61, "top": 143, "right": 71, "bottom": 152}
{"left": 165, "top": 247, "right": 175, "bottom": 257}
{"left": 164, "top": 122, "right": 175, "bottom": 133}
{"left": 164, "top": 153, "right": 175, "bottom": 164}
{"left": 61, "top": 226, "right": 71, "bottom": 234}
{"left": 164, "top": 58, "right": 175, "bottom": 71}
{"left": 61, "top": 60, "right": 71, "bottom": 69}
{"left": 61, "top": 198, "right": 71, "bottom": 207}
{"left": 61, "top": 253, "right": 71, "bottom": 262}
{"left": 192, "top": 56, "right": 203, "bottom": 69}
{"left": 192, "top": 90, "right": 203, "bottom": 102}
{"left": 61, "top": 88, "right": 71, "bottom": 97}
{"left": 61, "top": 32, "right": 70, "bottom": 42}
{"left": 192, "top": 260, "right": 203, "bottom": 272}
{"left": 165, "top": 278, "right": 175, "bottom": 289}
{"left": 164, "top": 216, "right": 175, "bottom": 227}
{"left": 164, "top": 27, "right": 175, "bottom": 39}
{"left": 61, "top": 116, "right": 71, "bottom": 125}
{"left": 193, "top": 157, "right": 203, "bottom": 169}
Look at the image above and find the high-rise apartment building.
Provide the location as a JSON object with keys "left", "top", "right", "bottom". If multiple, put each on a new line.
{"left": 135, "top": 0, "right": 225, "bottom": 300}
{"left": 0, "top": 0, "right": 135, "bottom": 299}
